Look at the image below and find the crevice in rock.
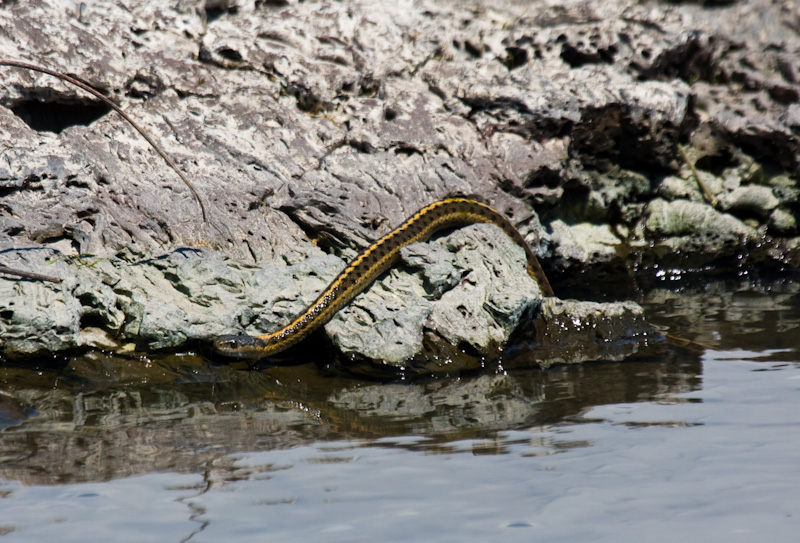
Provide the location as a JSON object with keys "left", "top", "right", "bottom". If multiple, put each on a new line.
{"left": 124, "top": 74, "right": 163, "bottom": 100}
{"left": 8, "top": 97, "right": 112, "bottom": 134}
{"left": 3, "top": 225, "right": 24, "bottom": 236}
{"left": 256, "top": 0, "right": 290, "bottom": 8}
{"left": 78, "top": 311, "right": 107, "bottom": 331}
{"left": 217, "top": 47, "right": 243, "bottom": 62}
{"left": 694, "top": 150, "right": 736, "bottom": 176}
{"left": 560, "top": 42, "right": 617, "bottom": 67}
{"left": 393, "top": 145, "right": 423, "bottom": 157}
{"left": 0, "top": 174, "right": 46, "bottom": 197}
{"left": 204, "top": 3, "right": 238, "bottom": 23}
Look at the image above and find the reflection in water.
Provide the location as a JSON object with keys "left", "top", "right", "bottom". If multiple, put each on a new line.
{"left": 1, "top": 280, "right": 800, "bottom": 541}
{"left": 0, "top": 343, "right": 701, "bottom": 485}
{"left": 645, "top": 279, "right": 800, "bottom": 358}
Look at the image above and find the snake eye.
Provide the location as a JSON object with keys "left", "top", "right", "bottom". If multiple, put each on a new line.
{"left": 214, "top": 335, "right": 268, "bottom": 359}
{"left": 214, "top": 335, "right": 243, "bottom": 353}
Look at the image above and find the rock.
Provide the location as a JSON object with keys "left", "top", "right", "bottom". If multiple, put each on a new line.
{"left": 530, "top": 298, "right": 653, "bottom": 368}
{"left": 2, "top": 0, "right": 800, "bottom": 362}
{"left": 0, "top": 222, "right": 547, "bottom": 366}
{"left": 658, "top": 173, "right": 721, "bottom": 204}
{"left": 0, "top": 238, "right": 340, "bottom": 357}
{"left": 0, "top": 249, "right": 79, "bottom": 358}
{"left": 720, "top": 185, "right": 779, "bottom": 221}
{"left": 769, "top": 208, "right": 798, "bottom": 236}
{"left": 767, "top": 175, "right": 800, "bottom": 206}
{"left": 645, "top": 198, "right": 754, "bottom": 239}
{"left": 550, "top": 220, "right": 623, "bottom": 268}
{"left": 641, "top": 198, "right": 764, "bottom": 270}
{"left": 326, "top": 224, "right": 543, "bottom": 367}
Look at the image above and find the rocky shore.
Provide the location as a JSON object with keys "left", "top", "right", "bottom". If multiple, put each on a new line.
{"left": 1, "top": 0, "right": 798, "bottom": 368}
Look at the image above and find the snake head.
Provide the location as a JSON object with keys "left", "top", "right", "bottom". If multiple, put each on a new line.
{"left": 213, "top": 335, "right": 269, "bottom": 359}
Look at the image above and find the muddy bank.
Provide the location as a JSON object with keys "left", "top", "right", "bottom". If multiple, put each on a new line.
{"left": 1, "top": 0, "right": 798, "bottom": 364}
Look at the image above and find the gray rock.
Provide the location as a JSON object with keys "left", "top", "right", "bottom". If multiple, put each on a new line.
{"left": 768, "top": 208, "right": 798, "bottom": 236}
{"left": 550, "top": 220, "right": 623, "bottom": 268}
{"left": 720, "top": 185, "right": 779, "bottom": 221}
{"left": 2, "top": 0, "right": 800, "bottom": 361}
{"left": 658, "top": 173, "right": 721, "bottom": 204}
{"left": 0, "top": 222, "right": 548, "bottom": 366}
{"left": 531, "top": 298, "right": 653, "bottom": 368}
{"left": 767, "top": 175, "right": 800, "bottom": 207}
{"left": 326, "top": 224, "right": 543, "bottom": 366}
{"left": 645, "top": 198, "right": 755, "bottom": 239}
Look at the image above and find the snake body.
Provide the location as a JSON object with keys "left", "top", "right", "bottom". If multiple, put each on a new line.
{"left": 214, "top": 198, "right": 554, "bottom": 359}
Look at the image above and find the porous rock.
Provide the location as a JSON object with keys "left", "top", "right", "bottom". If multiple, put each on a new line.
{"left": 549, "top": 220, "right": 623, "bottom": 268}
{"left": 326, "top": 224, "right": 543, "bottom": 366}
{"left": 645, "top": 198, "right": 755, "bottom": 239}
{"left": 1, "top": 0, "right": 799, "bottom": 362}
{"left": 531, "top": 298, "right": 653, "bottom": 368}
{"left": 719, "top": 185, "right": 779, "bottom": 221}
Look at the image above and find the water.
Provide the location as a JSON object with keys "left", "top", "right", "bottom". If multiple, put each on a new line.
{"left": 2, "top": 280, "right": 800, "bottom": 542}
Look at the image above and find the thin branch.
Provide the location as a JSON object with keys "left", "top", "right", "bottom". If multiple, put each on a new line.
{"left": 0, "top": 265, "right": 62, "bottom": 283}
{"left": 677, "top": 143, "right": 718, "bottom": 207}
{"left": 0, "top": 58, "right": 209, "bottom": 223}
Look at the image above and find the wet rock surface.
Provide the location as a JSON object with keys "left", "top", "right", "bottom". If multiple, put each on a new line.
{"left": 1, "top": 0, "right": 798, "bottom": 366}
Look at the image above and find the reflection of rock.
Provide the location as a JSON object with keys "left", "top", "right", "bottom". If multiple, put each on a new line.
{"left": 0, "top": 336, "right": 704, "bottom": 485}
{"left": 643, "top": 281, "right": 800, "bottom": 355}
{"left": 328, "top": 373, "right": 544, "bottom": 436}
{"left": 0, "top": 391, "right": 35, "bottom": 431}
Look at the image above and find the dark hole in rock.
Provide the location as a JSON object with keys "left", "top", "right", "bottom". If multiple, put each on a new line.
{"left": 10, "top": 99, "right": 112, "bottom": 134}
{"left": 394, "top": 146, "right": 421, "bottom": 156}
{"left": 217, "top": 47, "right": 243, "bottom": 62}
{"left": 694, "top": 150, "right": 734, "bottom": 176}
{"left": 206, "top": 4, "right": 239, "bottom": 22}
{"left": 256, "top": 0, "right": 289, "bottom": 7}
{"left": 464, "top": 40, "right": 483, "bottom": 58}
{"left": 457, "top": 341, "right": 482, "bottom": 359}
{"left": 0, "top": 310, "right": 13, "bottom": 321}
{"left": 503, "top": 46, "right": 528, "bottom": 70}
{"left": 79, "top": 312, "right": 107, "bottom": 330}
{"left": 205, "top": 7, "right": 225, "bottom": 22}
{"left": 561, "top": 43, "right": 615, "bottom": 67}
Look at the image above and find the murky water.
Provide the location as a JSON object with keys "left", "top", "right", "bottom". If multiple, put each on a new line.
{"left": 2, "top": 280, "right": 800, "bottom": 542}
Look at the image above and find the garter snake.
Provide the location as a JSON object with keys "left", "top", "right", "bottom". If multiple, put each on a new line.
{"left": 214, "top": 198, "right": 554, "bottom": 359}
